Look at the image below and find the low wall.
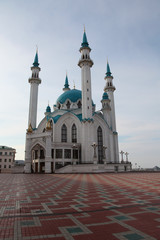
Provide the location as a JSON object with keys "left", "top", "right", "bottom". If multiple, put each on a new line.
{"left": 12, "top": 166, "right": 24, "bottom": 173}
{"left": 55, "top": 163, "right": 132, "bottom": 173}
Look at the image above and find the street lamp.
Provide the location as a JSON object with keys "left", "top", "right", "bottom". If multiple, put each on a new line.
{"left": 72, "top": 144, "right": 77, "bottom": 165}
{"left": 125, "top": 152, "right": 129, "bottom": 163}
{"left": 120, "top": 150, "right": 125, "bottom": 163}
{"left": 91, "top": 142, "right": 97, "bottom": 164}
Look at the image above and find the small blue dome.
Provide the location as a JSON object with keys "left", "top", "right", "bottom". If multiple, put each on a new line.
{"left": 102, "top": 92, "right": 109, "bottom": 100}
{"left": 46, "top": 105, "right": 51, "bottom": 113}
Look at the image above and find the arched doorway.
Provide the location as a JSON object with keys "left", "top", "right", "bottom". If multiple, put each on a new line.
{"left": 32, "top": 144, "right": 45, "bottom": 173}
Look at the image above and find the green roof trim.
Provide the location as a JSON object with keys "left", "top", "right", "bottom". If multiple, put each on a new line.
{"left": 33, "top": 51, "right": 39, "bottom": 67}
{"left": 75, "top": 113, "right": 82, "bottom": 121}
{"left": 81, "top": 31, "right": 89, "bottom": 48}
{"left": 52, "top": 115, "right": 62, "bottom": 123}
{"left": 82, "top": 118, "right": 94, "bottom": 122}
{"left": 106, "top": 62, "right": 112, "bottom": 77}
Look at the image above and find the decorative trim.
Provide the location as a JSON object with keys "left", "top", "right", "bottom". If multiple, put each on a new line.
{"left": 82, "top": 118, "right": 94, "bottom": 123}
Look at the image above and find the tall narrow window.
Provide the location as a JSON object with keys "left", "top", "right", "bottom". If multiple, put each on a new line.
{"left": 51, "top": 149, "right": 54, "bottom": 158}
{"left": 97, "top": 126, "right": 103, "bottom": 164}
{"left": 72, "top": 124, "right": 77, "bottom": 143}
{"left": 61, "top": 124, "right": 67, "bottom": 142}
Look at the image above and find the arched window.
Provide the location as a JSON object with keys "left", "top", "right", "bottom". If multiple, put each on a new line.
{"left": 72, "top": 124, "right": 77, "bottom": 143}
{"left": 66, "top": 101, "right": 71, "bottom": 109}
{"left": 97, "top": 126, "right": 103, "bottom": 164}
{"left": 77, "top": 101, "right": 82, "bottom": 108}
{"left": 61, "top": 124, "right": 67, "bottom": 142}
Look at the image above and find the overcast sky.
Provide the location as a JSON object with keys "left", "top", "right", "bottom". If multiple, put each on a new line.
{"left": 0, "top": 0, "right": 160, "bottom": 168}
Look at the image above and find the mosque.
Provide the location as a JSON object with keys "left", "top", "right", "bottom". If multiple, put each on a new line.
{"left": 25, "top": 30, "right": 131, "bottom": 173}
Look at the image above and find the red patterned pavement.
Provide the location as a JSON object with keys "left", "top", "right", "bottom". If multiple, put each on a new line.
{"left": 0, "top": 173, "right": 160, "bottom": 240}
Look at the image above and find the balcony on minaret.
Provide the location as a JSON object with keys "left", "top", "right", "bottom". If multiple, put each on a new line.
{"left": 78, "top": 52, "right": 93, "bottom": 68}
{"left": 31, "top": 68, "right": 40, "bottom": 79}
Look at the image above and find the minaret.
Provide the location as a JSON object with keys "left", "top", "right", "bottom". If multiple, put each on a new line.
{"left": 28, "top": 50, "right": 41, "bottom": 129}
{"left": 104, "top": 62, "right": 119, "bottom": 163}
{"left": 104, "top": 61, "right": 116, "bottom": 132}
{"left": 78, "top": 29, "right": 94, "bottom": 163}
{"left": 78, "top": 29, "right": 93, "bottom": 120}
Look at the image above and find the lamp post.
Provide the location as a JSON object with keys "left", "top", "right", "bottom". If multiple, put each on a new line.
{"left": 72, "top": 144, "right": 77, "bottom": 165}
{"left": 125, "top": 152, "right": 129, "bottom": 163}
{"left": 120, "top": 150, "right": 124, "bottom": 163}
{"left": 103, "top": 145, "right": 107, "bottom": 164}
{"left": 91, "top": 142, "right": 97, "bottom": 164}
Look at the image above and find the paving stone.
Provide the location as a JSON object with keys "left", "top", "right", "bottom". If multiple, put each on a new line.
{"left": 0, "top": 173, "right": 160, "bottom": 239}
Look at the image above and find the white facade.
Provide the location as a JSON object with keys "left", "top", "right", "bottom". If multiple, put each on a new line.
{"left": 25, "top": 31, "right": 131, "bottom": 173}
{"left": 0, "top": 146, "right": 16, "bottom": 173}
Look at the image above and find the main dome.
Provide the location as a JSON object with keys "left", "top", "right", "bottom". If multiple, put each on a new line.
{"left": 56, "top": 89, "right": 82, "bottom": 104}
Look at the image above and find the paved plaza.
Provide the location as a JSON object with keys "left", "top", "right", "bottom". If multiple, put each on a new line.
{"left": 0, "top": 173, "right": 160, "bottom": 240}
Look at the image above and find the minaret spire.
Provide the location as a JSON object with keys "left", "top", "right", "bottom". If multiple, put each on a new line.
{"left": 106, "top": 61, "right": 112, "bottom": 77}
{"left": 63, "top": 72, "right": 70, "bottom": 92}
{"left": 81, "top": 28, "right": 89, "bottom": 48}
{"left": 33, "top": 49, "right": 39, "bottom": 67}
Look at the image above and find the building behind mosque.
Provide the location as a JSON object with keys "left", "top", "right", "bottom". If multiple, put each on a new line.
{"left": 25, "top": 30, "right": 131, "bottom": 173}
{"left": 0, "top": 146, "right": 16, "bottom": 173}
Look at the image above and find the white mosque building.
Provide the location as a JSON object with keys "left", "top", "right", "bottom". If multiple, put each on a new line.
{"left": 25, "top": 30, "right": 131, "bottom": 173}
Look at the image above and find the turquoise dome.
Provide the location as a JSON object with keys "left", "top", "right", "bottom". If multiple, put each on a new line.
{"left": 56, "top": 89, "right": 95, "bottom": 106}
{"left": 102, "top": 92, "right": 109, "bottom": 100}
{"left": 56, "top": 89, "right": 82, "bottom": 104}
